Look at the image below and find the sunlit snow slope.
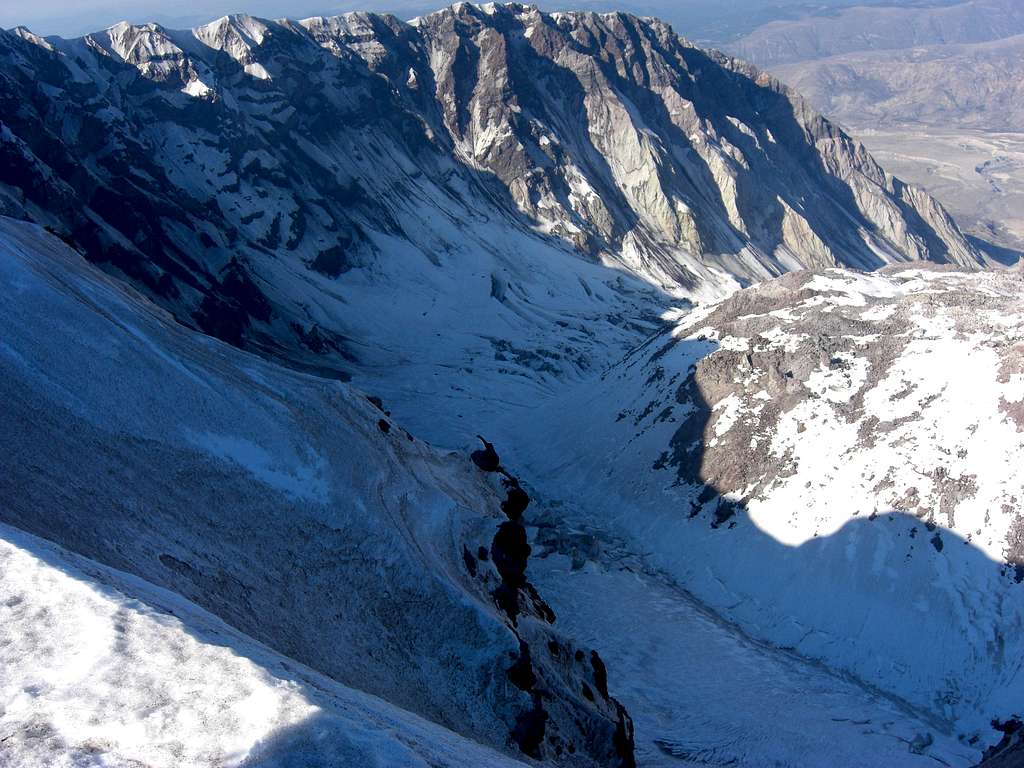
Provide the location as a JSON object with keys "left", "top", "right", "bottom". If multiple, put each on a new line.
{"left": 0, "top": 522, "right": 527, "bottom": 768}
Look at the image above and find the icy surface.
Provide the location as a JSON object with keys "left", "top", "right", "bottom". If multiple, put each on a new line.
{"left": 0, "top": 5, "right": 1019, "bottom": 762}
{"left": 0, "top": 217, "right": 631, "bottom": 766}
{"left": 2, "top": 197, "right": 1016, "bottom": 768}
{"left": 530, "top": 550, "right": 979, "bottom": 767}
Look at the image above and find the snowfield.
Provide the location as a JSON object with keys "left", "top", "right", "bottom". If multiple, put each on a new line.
{"left": 0, "top": 4, "right": 1021, "bottom": 760}
{"left": 529, "top": 549, "right": 980, "bottom": 767}
{"left": 1, "top": 214, "right": 1022, "bottom": 766}
{"left": 4, "top": 193, "right": 1019, "bottom": 768}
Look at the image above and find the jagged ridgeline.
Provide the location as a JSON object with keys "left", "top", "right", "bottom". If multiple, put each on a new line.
{"left": 0, "top": 3, "right": 988, "bottom": 396}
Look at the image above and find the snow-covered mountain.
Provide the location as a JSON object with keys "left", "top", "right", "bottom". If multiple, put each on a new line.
{"left": 508, "top": 264, "right": 1024, "bottom": 747}
{"left": 3, "top": 204, "right": 1017, "bottom": 768}
{"left": 1, "top": 4, "right": 1022, "bottom": 767}
{"left": 0, "top": 3, "right": 992, "bottom": 445}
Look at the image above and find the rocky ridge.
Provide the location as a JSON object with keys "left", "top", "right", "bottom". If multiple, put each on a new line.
{"left": 0, "top": 4, "right": 990, "bottom": 437}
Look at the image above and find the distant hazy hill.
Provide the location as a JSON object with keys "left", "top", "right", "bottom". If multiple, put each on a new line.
{"left": 728, "top": 0, "right": 1024, "bottom": 68}
{"left": 766, "top": 28, "right": 1024, "bottom": 131}
{"left": 722, "top": 0, "right": 1024, "bottom": 258}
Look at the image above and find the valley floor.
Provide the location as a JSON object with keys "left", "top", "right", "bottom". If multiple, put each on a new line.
{"left": 530, "top": 528, "right": 982, "bottom": 768}
{"left": 855, "top": 127, "right": 1024, "bottom": 261}
{"left": 0, "top": 513, "right": 986, "bottom": 768}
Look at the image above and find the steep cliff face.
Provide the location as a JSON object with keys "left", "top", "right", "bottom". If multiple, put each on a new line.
{"left": 413, "top": 5, "right": 984, "bottom": 273}
{"left": 0, "top": 5, "right": 988, "bottom": 439}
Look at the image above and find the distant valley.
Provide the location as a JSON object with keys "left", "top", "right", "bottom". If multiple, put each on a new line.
{"left": 722, "top": 0, "right": 1024, "bottom": 259}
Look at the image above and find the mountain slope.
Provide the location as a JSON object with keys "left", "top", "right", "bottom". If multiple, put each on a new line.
{"left": 0, "top": 4, "right": 989, "bottom": 446}
{"left": 509, "top": 264, "right": 1024, "bottom": 744}
{"left": 1, "top": 5, "right": 1020, "bottom": 766}
{"left": 0, "top": 205, "right": 1003, "bottom": 768}
{"left": 0, "top": 216, "right": 636, "bottom": 767}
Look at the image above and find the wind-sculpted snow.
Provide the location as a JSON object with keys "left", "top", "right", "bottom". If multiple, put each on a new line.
{"left": 527, "top": 542, "right": 983, "bottom": 767}
{"left": 0, "top": 3, "right": 990, "bottom": 445}
{"left": 0, "top": 218, "right": 635, "bottom": 766}
{"left": 0, "top": 523, "right": 529, "bottom": 768}
{"left": 513, "top": 264, "right": 1024, "bottom": 752}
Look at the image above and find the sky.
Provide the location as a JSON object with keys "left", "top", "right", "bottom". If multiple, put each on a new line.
{"left": 0, "top": 0, "right": 766, "bottom": 39}
{"left": 0, "top": 0, "right": 925, "bottom": 43}
{"left": 0, "top": 1, "right": 433, "bottom": 36}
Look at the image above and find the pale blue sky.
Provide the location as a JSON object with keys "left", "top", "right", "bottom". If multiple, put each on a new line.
{"left": 0, "top": 0, "right": 904, "bottom": 43}
{"left": 0, "top": 1, "right": 441, "bottom": 36}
